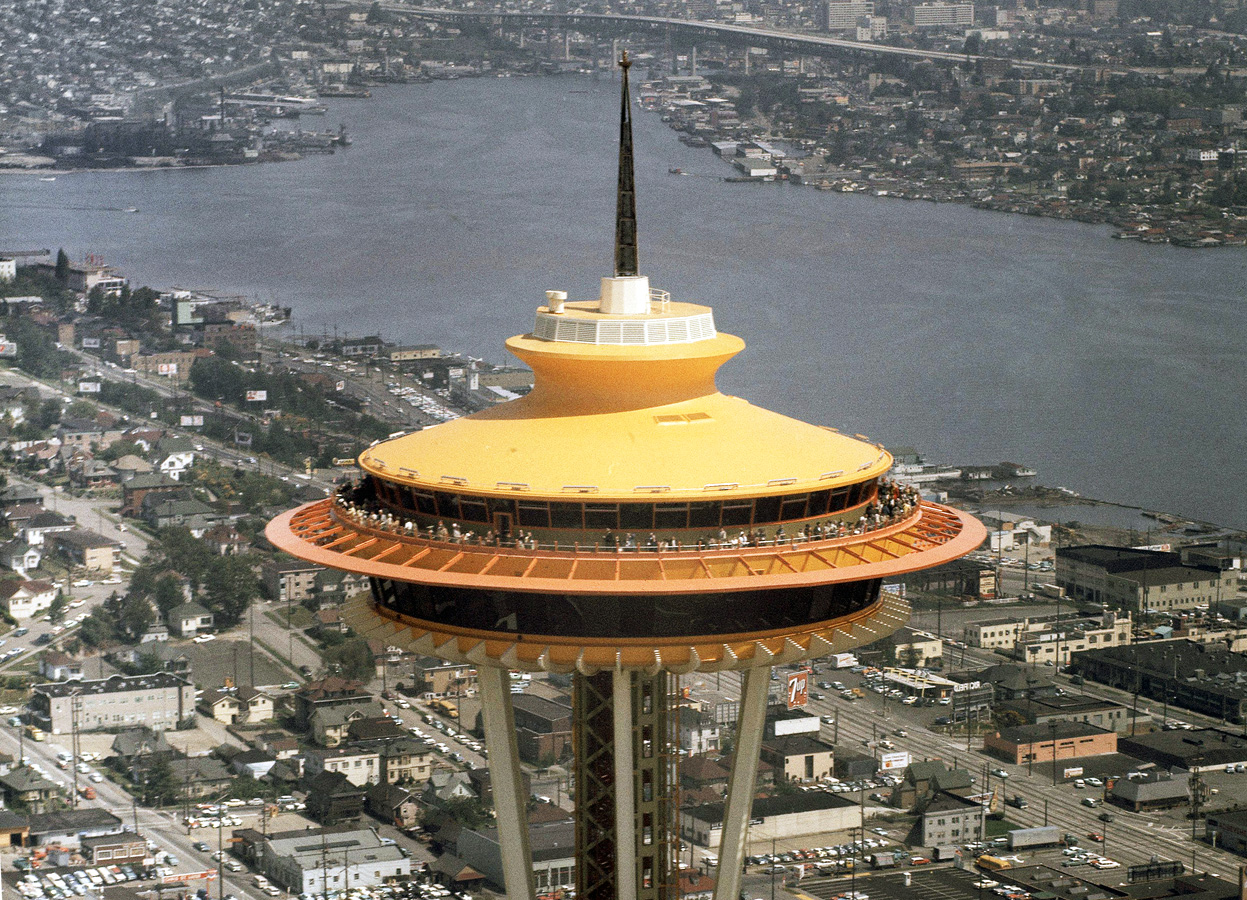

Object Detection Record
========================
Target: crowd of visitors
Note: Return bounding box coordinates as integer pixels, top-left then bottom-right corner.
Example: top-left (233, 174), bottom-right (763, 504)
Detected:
top-left (330, 479), bottom-right (922, 553)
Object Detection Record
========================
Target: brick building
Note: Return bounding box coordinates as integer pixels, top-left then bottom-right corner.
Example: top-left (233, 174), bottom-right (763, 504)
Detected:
top-left (983, 722), bottom-right (1117, 766)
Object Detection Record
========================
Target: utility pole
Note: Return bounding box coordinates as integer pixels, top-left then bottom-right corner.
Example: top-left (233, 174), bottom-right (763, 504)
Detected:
top-left (70, 691), bottom-right (82, 807)
top-left (217, 804), bottom-right (225, 900)
top-left (1050, 720), bottom-right (1059, 784)
top-left (249, 600), bottom-right (255, 686)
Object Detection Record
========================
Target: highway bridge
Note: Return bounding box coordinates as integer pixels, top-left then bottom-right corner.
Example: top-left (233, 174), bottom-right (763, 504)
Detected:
top-left (386, 6), bottom-right (1097, 74)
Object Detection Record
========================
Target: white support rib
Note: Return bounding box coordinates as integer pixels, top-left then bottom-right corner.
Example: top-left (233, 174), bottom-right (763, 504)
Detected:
top-left (613, 670), bottom-right (638, 900)
top-left (712, 666), bottom-right (771, 900)
top-left (479, 667), bottom-right (537, 900)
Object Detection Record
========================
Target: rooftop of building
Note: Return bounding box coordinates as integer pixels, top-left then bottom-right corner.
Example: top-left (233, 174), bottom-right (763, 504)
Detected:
top-left (685, 790), bottom-right (856, 824)
top-left (1075, 640), bottom-right (1247, 695)
top-left (264, 826), bottom-right (404, 864)
top-left (1120, 727), bottom-right (1247, 766)
top-left (996, 721), bottom-right (1115, 743)
top-left (761, 734), bottom-right (835, 755)
top-left (1058, 545), bottom-right (1220, 581)
top-left (25, 809), bottom-right (122, 834)
top-left (33, 671), bottom-right (189, 698)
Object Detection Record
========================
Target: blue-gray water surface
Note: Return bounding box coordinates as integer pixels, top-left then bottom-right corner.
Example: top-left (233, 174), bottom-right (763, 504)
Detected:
top-left (3, 76), bottom-right (1244, 529)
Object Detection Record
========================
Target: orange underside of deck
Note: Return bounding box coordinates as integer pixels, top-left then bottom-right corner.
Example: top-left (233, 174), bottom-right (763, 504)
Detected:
top-left (267, 498), bottom-right (984, 596)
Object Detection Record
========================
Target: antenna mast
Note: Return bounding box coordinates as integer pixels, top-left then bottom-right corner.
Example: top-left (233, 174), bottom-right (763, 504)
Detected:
top-left (614, 51), bottom-right (639, 278)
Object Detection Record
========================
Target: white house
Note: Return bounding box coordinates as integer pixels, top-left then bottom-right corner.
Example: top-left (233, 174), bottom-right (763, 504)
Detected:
top-left (0, 578), bottom-right (60, 620)
top-left (0, 540), bottom-right (42, 577)
top-left (21, 511), bottom-right (75, 547)
top-left (154, 436), bottom-right (195, 482)
top-left (167, 601), bottom-right (213, 637)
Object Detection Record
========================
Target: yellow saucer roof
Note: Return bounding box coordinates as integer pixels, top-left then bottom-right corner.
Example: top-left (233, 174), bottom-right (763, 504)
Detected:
top-left (361, 297), bottom-right (891, 500)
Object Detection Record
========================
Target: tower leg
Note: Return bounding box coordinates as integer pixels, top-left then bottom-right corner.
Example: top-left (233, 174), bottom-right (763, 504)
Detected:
top-left (711, 666), bottom-right (772, 900)
top-left (613, 671), bottom-right (637, 900)
top-left (479, 667), bottom-right (537, 900)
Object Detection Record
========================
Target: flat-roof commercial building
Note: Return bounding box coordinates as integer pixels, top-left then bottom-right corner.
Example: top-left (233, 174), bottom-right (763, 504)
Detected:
top-left (760, 735), bottom-right (835, 783)
top-left (1205, 809), bottom-right (1247, 856)
top-left (29, 673), bottom-right (195, 734)
top-left (680, 792), bottom-right (859, 849)
top-left (1073, 640), bottom-right (1247, 724)
top-left (1109, 773), bottom-right (1189, 812)
top-left (1056, 545), bottom-right (1234, 613)
top-left (23, 809), bottom-right (124, 848)
top-left (964, 612), bottom-right (1131, 666)
top-left (459, 819), bottom-right (575, 894)
top-left (983, 722), bottom-right (1117, 766)
top-left (995, 694), bottom-right (1146, 733)
top-left (256, 826), bottom-right (410, 894)
top-left (1119, 727), bottom-right (1247, 773)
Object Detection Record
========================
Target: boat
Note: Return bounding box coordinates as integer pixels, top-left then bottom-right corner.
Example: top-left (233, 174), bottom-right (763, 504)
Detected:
top-left (125, 208), bottom-right (139, 214)
top-left (39, 176), bottom-right (55, 182)
top-left (669, 168), bottom-right (683, 175)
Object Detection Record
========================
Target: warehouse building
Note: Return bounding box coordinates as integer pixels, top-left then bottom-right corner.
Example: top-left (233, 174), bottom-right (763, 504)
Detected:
top-left (1118, 727), bottom-right (1247, 774)
top-left (680, 792), bottom-right (859, 849)
top-left (1056, 545), bottom-right (1233, 613)
top-left (258, 826), bottom-right (410, 893)
top-left (1072, 641), bottom-right (1247, 724)
top-left (984, 722), bottom-right (1117, 766)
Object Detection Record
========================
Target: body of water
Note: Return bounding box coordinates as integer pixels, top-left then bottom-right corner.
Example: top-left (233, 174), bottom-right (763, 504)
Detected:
top-left (3, 75), bottom-right (1245, 529)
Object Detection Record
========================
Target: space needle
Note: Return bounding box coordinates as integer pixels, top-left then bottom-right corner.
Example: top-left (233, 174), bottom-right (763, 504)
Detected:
top-left (268, 51), bottom-right (984, 900)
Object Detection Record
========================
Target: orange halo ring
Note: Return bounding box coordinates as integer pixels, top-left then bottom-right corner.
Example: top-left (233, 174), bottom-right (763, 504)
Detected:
top-left (266, 498), bottom-right (986, 596)
top-left (337, 587), bottom-right (914, 675)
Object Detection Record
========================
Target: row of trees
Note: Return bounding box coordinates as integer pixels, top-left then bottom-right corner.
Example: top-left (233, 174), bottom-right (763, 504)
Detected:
top-left (78, 526), bottom-right (260, 648)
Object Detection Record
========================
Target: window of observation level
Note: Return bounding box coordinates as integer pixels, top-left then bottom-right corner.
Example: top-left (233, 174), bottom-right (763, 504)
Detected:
top-left (367, 478), bottom-right (879, 531)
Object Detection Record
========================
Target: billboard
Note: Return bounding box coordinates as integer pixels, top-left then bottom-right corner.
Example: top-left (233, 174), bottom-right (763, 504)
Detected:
top-left (953, 680), bottom-right (982, 693)
top-left (157, 363), bottom-right (178, 376)
top-left (161, 872), bottom-right (216, 885)
top-left (245, 390), bottom-right (267, 402)
top-left (180, 415), bottom-right (204, 427)
top-left (0, 340), bottom-right (15, 358)
top-left (786, 669), bottom-right (810, 710)
top-left (880, 751), bottom-right (911, 771)
top-left (81, 338), bottom-right (101, 349)
top-left (1063, 766), bottom-right (1084, 779)
top-left (77, 381), bottom-right (102, 393)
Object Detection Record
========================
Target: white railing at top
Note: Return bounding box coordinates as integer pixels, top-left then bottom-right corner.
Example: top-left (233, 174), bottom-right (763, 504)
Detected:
top-left (649, 289), bottom-right (671, 312)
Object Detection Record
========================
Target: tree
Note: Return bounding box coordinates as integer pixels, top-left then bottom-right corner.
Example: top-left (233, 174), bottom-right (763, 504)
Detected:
top-left (324, 637), bottom-right (375, 681)
top-left (142, 756), bottom-right (181, 807)
top-left (46, 594), bottom-right (67, 624)
top-left (77, 609), bottom-right (116, 648)
top-left (153, 575), bottom-right (186, 615)
top-left (119, 593), bottom-right (155, 640)
top-left (155, 527), bottom-right (215, 590)
top-left (67, 399), bottom-right (97, 420)
top-left (202, 554), bottom-right (258, 628)
top-left (421, 797), bottom-right (492, 831)
top-left (35, 398), bottom-right (61, 430)
top-left (55, 249), bottom-right (69, 282)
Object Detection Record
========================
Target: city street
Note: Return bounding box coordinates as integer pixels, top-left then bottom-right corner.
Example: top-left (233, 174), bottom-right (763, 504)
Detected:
top-left (696, 659), bottom-right (1244, 879)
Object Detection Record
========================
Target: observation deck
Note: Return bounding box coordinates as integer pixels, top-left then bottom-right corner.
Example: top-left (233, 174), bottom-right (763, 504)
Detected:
top-left (267, 492), bottom-right (982, 674)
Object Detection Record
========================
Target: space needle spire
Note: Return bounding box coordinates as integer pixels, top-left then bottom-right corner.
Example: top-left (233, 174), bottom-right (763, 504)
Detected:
top-left (614, 50), bottom-right (638, 278)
